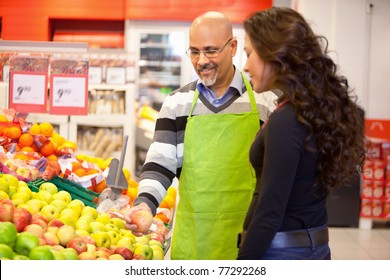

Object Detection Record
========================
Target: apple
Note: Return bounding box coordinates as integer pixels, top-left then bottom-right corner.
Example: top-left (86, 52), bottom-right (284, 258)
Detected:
top-left (116, 236), bottom-right (135, 251)
top-left (52, 250), bottom-right (66, 260)
top-left (78, 251), bottom-right (97, 260)
top-left (133, 243), bottom-right (153, 260)
top-left (67, 237), bottom-right (88, 254)
top-left (43, 231), bottom-right (60, 246)
top-left (2, 173), bottom-right (19, 188)
top-left (12, 207), bottom-right (32, 232)
top-left (67, 199), bottom-right (85, 217)
top-left (39, 182), bottom-right (58, 195)
top-left (130, 210), bottom-right (153, 233)
top-left (30, 216), bottom-right (48, 232)
top-left (0, 178), bottom-right (9, 195)
top-left (110, 217), bottom-right (126, 230)
top-left (61, 247), bottom-right (79, 260)
top-left (135, 235), bottom-right (150, 245)
top-left (75, 218), bottom-right (91, 233)
top-left (12, 254), bottom-right (30, 260)
top-left (24, 223), bottom-right (45, 238)
top-left (29, 245), bottom-right (54, 260)
top-left (52, 190), bottom-right (72, 205)
top-left (16, 167), bottom-right (32, 180)
top-left (105, 223), bottom-right (120, 232)
top-left (107, 230), bottom-right (121, 245)
top-left (48, 218), bottom-right (65, 228)
top-left (32, 212), bottom-right (49, 223)
top-left (75, 229), bottom-right (90, 237)
top-left (40, 204), bottom-right (60, 221)
top-left (0, 190), bottom-right (10, 200)
top-left (0, 243), bottom-right (14, 259)
top-left (7, 185), bottom-right (18, 200)
top-left (50, 199), bottom-right (67, 213)
top-left (81, 235), bottom-right (97, 246)
top-left (114, 247), bottom-right (133, 260)
top-left (77, 214), bottom-right (94, 224)
top-left (80, 206), bottom-right (98, 219)
top-left (35, 190), bottom-right (53, 204)
top-left (96, 212), bottom-right (111, 224)
top-left (150, 244), bottom-right (164, 260)
top-left (109, 254), bottom-right (125, 260)
top-left (0, 198), bottom-right (15, 222)
top-left (119, 229), bottom-right (136, 240)
top-left (46, 226), bottom-right (60, 234)
top-left (89, 221), bottom-right (106, 233)
top-left (3, 160), bottom-right (18, 172)
top-left (95, 247), bottom-right (112, 259)
top-left (91, 231), bottom-right (111, 248)
top-left (57, 225), bottom-right (75, 247)
top-left (17, 203), bottom-right (34, 215)
top-left (14, 231), bottom-right (40, 256)
top-left (86, 243), bottom-right (97, 253)
top-left (26, 199), bottom-right (45, 214)
top-left (17, 179), bottom-right (29, 189)
top-left (0, 221), bottom-right (18, 246)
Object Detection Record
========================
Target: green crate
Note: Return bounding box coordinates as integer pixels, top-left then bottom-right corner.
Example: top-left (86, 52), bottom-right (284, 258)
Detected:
top-left (28, 176), bottom-right (99, 207)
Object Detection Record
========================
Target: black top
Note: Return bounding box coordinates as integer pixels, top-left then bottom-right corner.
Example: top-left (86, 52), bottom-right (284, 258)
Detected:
top-left (237, 103), bottom-right (328, 260)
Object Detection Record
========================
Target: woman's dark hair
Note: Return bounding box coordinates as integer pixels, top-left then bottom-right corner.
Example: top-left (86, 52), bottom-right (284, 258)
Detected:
top-left (244, 7), bottom-right (366, 193)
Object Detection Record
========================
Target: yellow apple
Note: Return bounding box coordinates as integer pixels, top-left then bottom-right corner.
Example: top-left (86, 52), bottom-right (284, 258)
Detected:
top-left (18, 180), bottom-right (29, 189)
top-left (75, 219), bottom-right (91, 233)
top-left (0, 178), bottom-right (9, 193)
top-left (26, 199), bottom-right (45, 214)
top-left (80, 206), bottom-right (98, 219)
top-left (1, 173), bottom-right (19, 188)
top-left (11, 192), bottom-right (30, 203)
top-left (35, 190), bottom-right (53, 204)
top-left (56, 225), bottom-right (75, 247)
top-left (150, 244), bottom-right (164, 260)
top-left (39, 182), bottom-right (58, 195)
top-left (109, 253), bottom-right (125, 260)
top-left (75, 229), bottom-right (90, 237)
top-left (89, 221), bottom-right (106, 233)
top-left (116, 236), bottom-right (135, 251)
top-left (50, 199), bottom-right (67, 213)
top-left (52, 190), bottom-right (72, 205)
top-left (107, 230), bottom-right (121, 245)
top-left (66, 199), bottom-right (85, 217)
top-left (110, 217), bottom-right (126, 230)
top-left (40, 204), bottom-right (60, 221)
top-left (95, 212), bottom-right (111, 224)
top-left (91, 232), bottom-right (111, 248)
top-left (15, 186), bottom-right (32, 199)
top-left (0, 190), bottom-right (9, 200)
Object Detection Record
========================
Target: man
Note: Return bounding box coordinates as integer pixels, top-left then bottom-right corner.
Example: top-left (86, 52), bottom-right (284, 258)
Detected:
top-left (123, 11), bottom-right (277, 259)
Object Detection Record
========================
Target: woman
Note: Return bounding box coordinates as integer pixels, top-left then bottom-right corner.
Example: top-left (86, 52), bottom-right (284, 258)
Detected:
top-left (237, 7), bottom-right (366, 260)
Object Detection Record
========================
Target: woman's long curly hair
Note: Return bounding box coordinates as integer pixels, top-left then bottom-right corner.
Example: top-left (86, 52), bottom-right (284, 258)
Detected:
top-left (244, 7), bottom-right (366, 194)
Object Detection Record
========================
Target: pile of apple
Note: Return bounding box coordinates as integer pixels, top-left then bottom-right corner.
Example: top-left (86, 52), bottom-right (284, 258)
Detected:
top-left (0, 173), bottom-right (166, 260)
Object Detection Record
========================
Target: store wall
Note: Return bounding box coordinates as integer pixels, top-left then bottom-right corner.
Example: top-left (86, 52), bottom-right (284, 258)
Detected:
top-left (296, 0), bottom-right (390, 120)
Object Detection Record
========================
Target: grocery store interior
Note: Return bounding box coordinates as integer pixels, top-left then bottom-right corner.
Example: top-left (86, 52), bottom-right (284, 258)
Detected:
top-left (0, 0), bottom-right (389, 260)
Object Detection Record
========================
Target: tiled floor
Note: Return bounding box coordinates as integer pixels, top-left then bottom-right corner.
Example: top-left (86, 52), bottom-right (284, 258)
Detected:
top-left (329, 221), bottom-right (390, 260)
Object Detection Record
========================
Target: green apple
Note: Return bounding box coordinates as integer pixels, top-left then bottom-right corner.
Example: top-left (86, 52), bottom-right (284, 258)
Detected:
top-left (52, 190), bottom-right (72, 205)
top-left (149, 239), bottom-right (163, 247)
top-left (26, 199), bottom-right (45, 214)
top-left (1, 173), bottom-right (19, 188)
top-left (133, 243), bottom-right (153, 260)
top-left (61, 247), bottom-right (79, 260)
top-left (116, 236), bottom-right (135, 251)
top-left (107, 230), bottom-right (121, 245)
top-left (89, 221), bottom-right (106, 233)
top-left (40, 204), bottom-right (60, 221)
top-left (39, 182), bottom-right (58, 195)
top-left (150, 244), bottom-right (164, 260)
top-left (0, 190), bottom-right (9, 199)
top-left (95, 212), bottom-right (111, 224)
top-left (29, 245), bottom-right (54, 260)
top-left (0, 177), bottom-right (9, 193)
top-left (36, 190), bottom-right (53, 203)
top-left (13, 254), bottom-right (30, 260)
top-left (91, 231), bottom-right (111, 248)
top-left (57, 225), bottom-right (75, 247)
top-left (52, 250), bottom-right (66, 260)
top-left (75, 229), bottom-right (90, 237)
top-left (80, 206), bottom-right (98, 219)
top-left (50, 199), bottom-right (68, 213)
top-left (110, 217), bottom-right (126, 229)
top-left (135, 235), bottom-right (150, 245)
top-left (67, 199), bottom-right (85, 216)
top-left (0, 221), bottom-right (18, 246)
top-left (14, 231), bottom-right (40, 256)
top-left (75, 218), bottom-right (91, 233)
top-left (0, 243), bottom-right (14, 259)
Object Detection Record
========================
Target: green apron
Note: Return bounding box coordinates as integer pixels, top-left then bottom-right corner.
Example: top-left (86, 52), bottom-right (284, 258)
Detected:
top-left (171, 76), bottom-right (260, 259)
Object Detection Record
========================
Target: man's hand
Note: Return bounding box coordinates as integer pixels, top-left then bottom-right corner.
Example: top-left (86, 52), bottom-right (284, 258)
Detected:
top-left (121, 203), bottom-right (153, 236)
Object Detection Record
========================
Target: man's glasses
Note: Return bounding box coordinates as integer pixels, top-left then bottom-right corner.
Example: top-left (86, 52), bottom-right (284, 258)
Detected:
top-left (186, 38), bottom-right (233, 59)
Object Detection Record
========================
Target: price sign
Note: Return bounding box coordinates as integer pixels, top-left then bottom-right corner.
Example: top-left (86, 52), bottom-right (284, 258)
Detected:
top-left (9, 71), bottom-right (48, 113)
top-left (49, 74), bottom-right (88, 115)
top-left (88, 66), bottom-right (103, 84)
top-left (106, 66), bottom-right (126, 84)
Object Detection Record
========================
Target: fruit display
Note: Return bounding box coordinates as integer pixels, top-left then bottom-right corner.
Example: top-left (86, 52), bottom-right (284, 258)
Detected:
top-left (0, 173), bottom-right (168, 260)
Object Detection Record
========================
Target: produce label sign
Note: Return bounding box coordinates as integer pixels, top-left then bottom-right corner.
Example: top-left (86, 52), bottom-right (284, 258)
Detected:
top-left (8, 71), bottom-right (48, 113)
top-left (49, 74), bottom-right (88, 115)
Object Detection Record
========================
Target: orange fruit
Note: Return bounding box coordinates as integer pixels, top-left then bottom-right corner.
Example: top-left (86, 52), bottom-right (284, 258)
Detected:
top-left (95, 179), bottom-right (107, 193)
top-left (155, 212), bottom-right (169, 223)
top-left (18, 132), bottom-right (34, 147)
top-left (39, 122), bottom-right (54, 137)
top-left (50, 133), bottom-right (65, 148)
top-left (167, 186), bottom-right (177, 198)
top-left (160, 194), bottom-right (175, 209)
top-left (74, 168), bottom-right (87, 177)
top-left (39, 141), bottom-right (55, 157)
top-left (21, 146), bottom-right (35, 153)
top-left (46, 154), bottom-right (58, 161)
top-left (71, 161), bottom-right (83, 172)
top-left (126, 186), bottom-right (138, 200)
top-left (13, 153), bottom-right (29, 160)
top-left (4, 126), bottom-right (22, 140)
top-left (29, 123), bottom-right (40, 135)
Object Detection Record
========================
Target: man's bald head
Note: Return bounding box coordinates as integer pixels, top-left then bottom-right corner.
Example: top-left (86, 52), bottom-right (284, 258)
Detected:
top-left (190, 11), bottom-right (233, 39)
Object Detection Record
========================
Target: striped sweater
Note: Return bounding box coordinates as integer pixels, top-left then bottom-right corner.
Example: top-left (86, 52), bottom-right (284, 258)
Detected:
top-left (135, 79), bottom-right (278, 215)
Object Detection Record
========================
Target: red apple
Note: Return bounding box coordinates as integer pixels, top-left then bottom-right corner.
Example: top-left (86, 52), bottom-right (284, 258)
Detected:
top-left (24, 223), bottom-right (45, 238)
top-left (114, 247), bottom-right (133, 260)
top-left (80, 235), bottom-right (97, 246)
top-left (48, 219), bottom-right (65, 228)
top-left (43, 231), bottom-right (60, 246)
top-left (95, 247), bottom-right (112, 259)
top-left (31, 217), bottom-right (48, 232)
top-left (130, 210), bottom-right (153, 233)
top-left (67, 237), bottom-right (88, 254)
top-left (78, 251), bottom-right (97, 260)
top-left (12, 207), bottom-right (32, 232)
top-left (0, 199), bottom-right (15, 222)
top-left (32, 212), bottom-right (48, 224)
